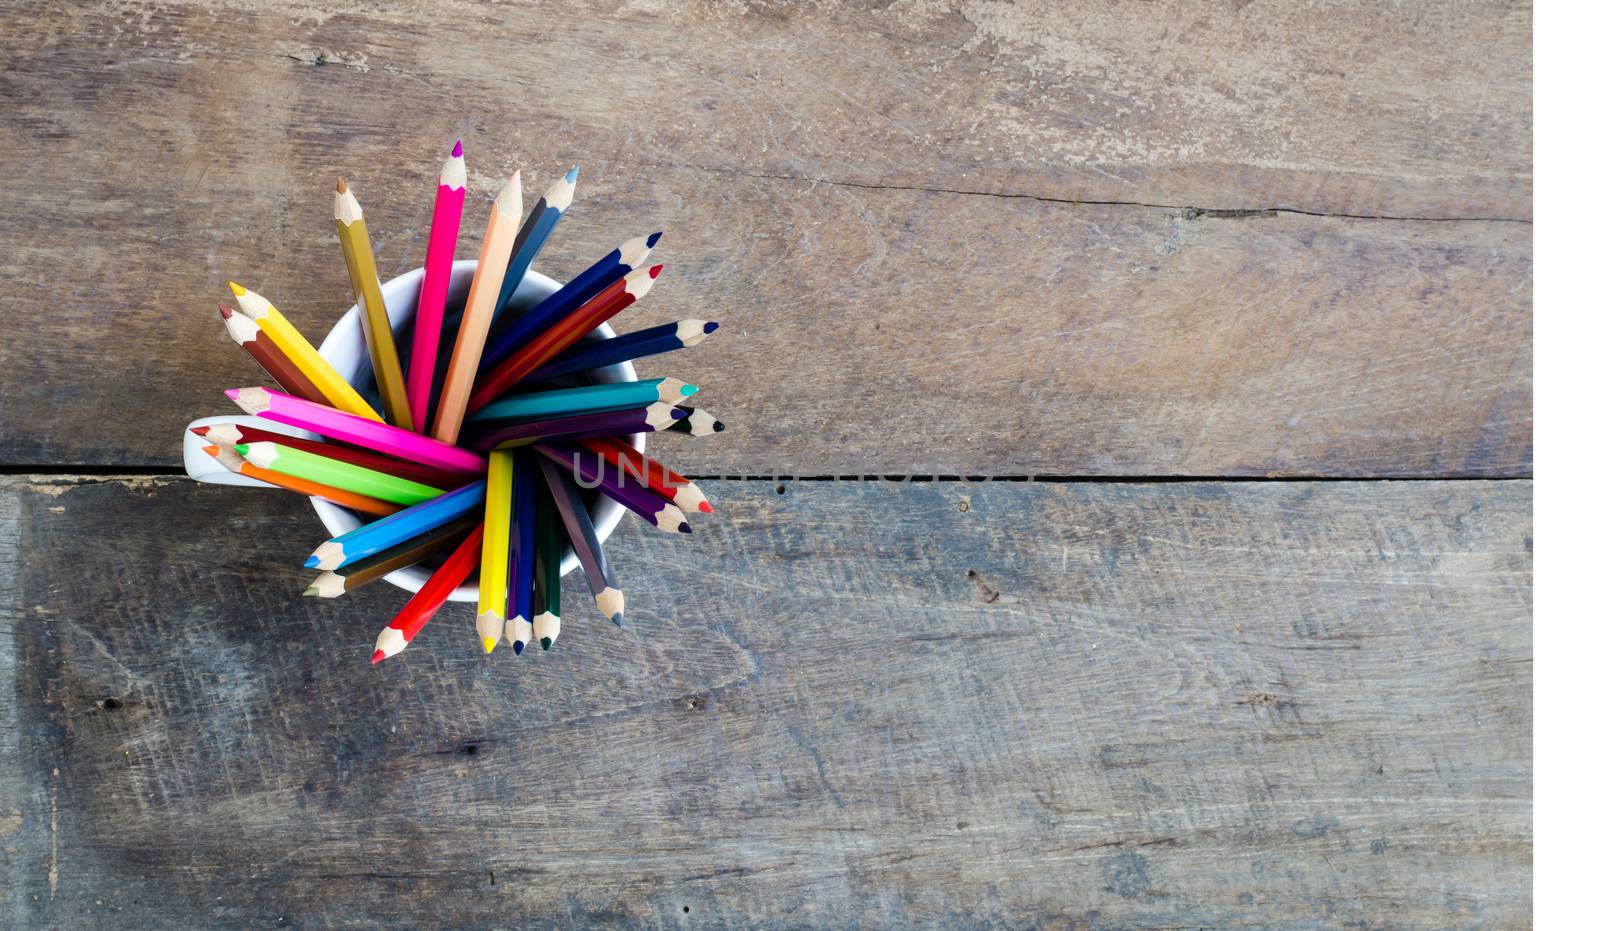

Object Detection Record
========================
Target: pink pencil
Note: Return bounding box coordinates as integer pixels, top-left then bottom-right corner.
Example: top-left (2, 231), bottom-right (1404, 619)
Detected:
top-left (408, 140), bottom-right (468, 433)
top-left (227, 386), bottom-right (487, 475)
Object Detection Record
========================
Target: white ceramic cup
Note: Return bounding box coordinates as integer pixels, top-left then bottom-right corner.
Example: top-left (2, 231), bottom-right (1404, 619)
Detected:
top-left (183, 259), bottom-right (639, 602)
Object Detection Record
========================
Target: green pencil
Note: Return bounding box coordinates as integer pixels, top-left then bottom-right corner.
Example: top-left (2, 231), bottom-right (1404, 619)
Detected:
top-left (236, 442), bottom-right (445, 506)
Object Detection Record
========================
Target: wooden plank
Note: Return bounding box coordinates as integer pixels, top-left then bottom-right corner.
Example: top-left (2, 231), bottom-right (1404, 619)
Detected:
top-left (0, 2), bottom-right (1531, 476)
top-left (1, 476), bottom-right (1531, 927)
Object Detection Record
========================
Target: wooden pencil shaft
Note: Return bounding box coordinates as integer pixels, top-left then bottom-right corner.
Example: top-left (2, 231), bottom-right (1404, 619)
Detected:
top-left (507, 449), bottom-right (538, 627)
top-left (408, 142), bottom-right (467, 433)
top-left (478, 448), bottom-right (515, 624)
top-left (237, 443), bottom-right (444, 506)
top-left (308, 479), bottom-right (486, 569)
top-left (493, 168), bottom-right (577, 320)
top-left (335, 184), bottom-right (414, 430)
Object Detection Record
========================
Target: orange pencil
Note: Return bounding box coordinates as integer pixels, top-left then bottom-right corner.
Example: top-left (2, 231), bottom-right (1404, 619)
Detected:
top-left (202, 445), bottom-right (400, 517)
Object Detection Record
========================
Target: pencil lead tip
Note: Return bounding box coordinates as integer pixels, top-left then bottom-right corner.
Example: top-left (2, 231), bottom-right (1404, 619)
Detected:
top-left (699, 502), bottom-right (714, 513)
top-left (481, 636), bottom-right (497, 654)
top-left (648, 263), bottom-right (663, 279)
top-left (189, 426), bottom-right (206, 437)
top-left (302, 585), bottom-right (318, 597)
top-left (509, 169), bottom-right (521, 186)
top-left (540, 637), bottom-right (553, 651)
top-left (670, 407), bottom-right (689, 420)
top-left (228, 281), bottom-right (246, 297)
top-left (512, 640), bottom-right (525, 655)
top-left (370, 649), bottom-right (385, 665)
top-left (611, 613), bottom-right (625, 628)
top-left (681, 384), bottom-right (700, 398)
top-left (646, 231), bottom-right (663, 248)
top-left (704, 321), bottom-right (719, 333)
top-left (565, 165), bottom-right (579, 183)
top-left (712, 421), bottom-right (726, 432)
top-left (217, 304), bottom-right (233, 319)
top-left (336, 177), bottom-right (347, 193)
top-left (451, 139), bottom-right (463, 157)
top-left (224, 388), bottom-right (241, 401)
top-left (679, 522), bottom-right (692, 534)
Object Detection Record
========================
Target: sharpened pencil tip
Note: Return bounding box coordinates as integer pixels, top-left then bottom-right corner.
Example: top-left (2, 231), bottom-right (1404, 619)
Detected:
top-left (646, 231), bottom-right (663, 248)
top-left (228, 281), bottom-right (246, 297)
top-left (611, 613), bottom-right (625, 628)
top-left (189, 427), bottom-right (206, 437)
top-left (679, 522), bottom-right (692, 534)
top-left (512, 640), bottom-right (525, 655)
top-left (217, 304), bottom-right (233, 319)
top-left (481, 636), bottom-right (497, 654)
top-left (451, 139), bottom-right (463, 157)
top-left (336, 177), bottom-right (347, 193)
top-left (565, 165), bottom-right (579, 183)
top-left (540, 637), bottom-right (553, 651)
top-left (224, 388), bottom-right (241, 401)
top-left (302, 585), bottom-right (318, 597)
top-left (712, 421), bottom-right (726, 432)
top-left (370, 649), bottom-right (385, 664)
top-left (681, 384), bottom-right (700, 398)
top-left (509, 169), bottom-right (521, 186)
top-left (699, 502), bottom-right (714, 513)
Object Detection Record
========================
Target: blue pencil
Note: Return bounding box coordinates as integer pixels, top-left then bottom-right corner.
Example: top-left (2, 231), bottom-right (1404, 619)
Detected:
top-left (520, 319), bottom-right (719, 383)
top-left (493, 167), bottom-right (578, 323)
top-left (479, 232), bottom-right (661, 372)
top-left (305, 479), bottom-right (487, 569)
top-left (506, 449), bottom-right (538, 654)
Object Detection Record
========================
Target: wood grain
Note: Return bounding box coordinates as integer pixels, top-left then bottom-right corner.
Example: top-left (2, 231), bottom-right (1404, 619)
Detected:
top-left (2, 476), bottom-right (1532, 927)
top-left (0, 0), bottom-right (1531, 476)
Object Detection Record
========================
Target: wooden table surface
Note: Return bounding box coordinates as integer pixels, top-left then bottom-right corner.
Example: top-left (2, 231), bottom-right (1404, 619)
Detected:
top-left (1, 1), bottom-right (1530, 927)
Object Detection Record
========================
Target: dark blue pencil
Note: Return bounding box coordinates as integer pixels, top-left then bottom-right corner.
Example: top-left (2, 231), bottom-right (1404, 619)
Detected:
top-left (506, 449), bottom-right (539, 654)
top-left (494, 167), bottom-right (578, 324)
top-left (479, 232), bottom-right (661, 372)
top-left (520, 319), bottom-right (719, 383)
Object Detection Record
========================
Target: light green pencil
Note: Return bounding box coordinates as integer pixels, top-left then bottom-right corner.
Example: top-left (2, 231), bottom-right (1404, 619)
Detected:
top-left (235, 442), bottom-right (445, 506)
top-left (467, 377), bottom-right (696, 424)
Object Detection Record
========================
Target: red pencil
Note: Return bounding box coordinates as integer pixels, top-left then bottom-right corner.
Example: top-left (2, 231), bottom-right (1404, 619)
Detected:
top-left (371, 523), bottom-right (485, 663)
top-left (578, 436), bottom-right (711, 513)
top-left (466, 264), bottom-right (662, 414)
top-left (191, 423), bottom-right (472, 490)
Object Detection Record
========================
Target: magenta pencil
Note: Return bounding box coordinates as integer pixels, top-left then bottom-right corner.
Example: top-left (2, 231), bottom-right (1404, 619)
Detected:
top-left (226, 386), bottom-right (487, 475)
top-left (408, 140), bottom-right (468, 432)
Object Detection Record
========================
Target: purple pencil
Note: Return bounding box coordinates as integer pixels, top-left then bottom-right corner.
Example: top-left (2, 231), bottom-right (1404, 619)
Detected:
top-left (534, 442), bottom-right (691, 534)
top-left (461, 402), bottom-right (686, 452)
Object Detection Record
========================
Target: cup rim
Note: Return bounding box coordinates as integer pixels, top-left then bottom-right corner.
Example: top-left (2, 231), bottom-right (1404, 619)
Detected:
top-left (309, 260), bottom-right (640, 602)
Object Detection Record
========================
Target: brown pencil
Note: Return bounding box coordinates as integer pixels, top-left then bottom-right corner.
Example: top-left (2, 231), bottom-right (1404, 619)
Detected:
top-left (219, 305), bottom-right (331, 406)
top-left (304, 512), bottom-right (477, 598)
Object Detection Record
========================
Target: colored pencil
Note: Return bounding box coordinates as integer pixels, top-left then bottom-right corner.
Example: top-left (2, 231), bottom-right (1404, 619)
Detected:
top-left (408, 140), bottom-right (467, 428)
top-left (469, 378), bottom-right (697, 424)
top-left (462, 403), bottom-right (687, 452)
top-left (580, 436), bottom-right (712, 514)
top-left (190, 423), bottom-right (470, 490)
top-left (227, 387), bottom-right (486, 475)
top-left (432, 171), bottom-right (523, 445)
top-left (477, 449), bottom-right (515, 654)
top-left (506, 449), bottom-right (537, 654)
top-left (522, 319), bottom-right (719, 383)
top-left (307, 479), bottom-right (486, 570)
top-left (536, 442), bottom-right (691, 534)
top-left (468, 264), bottom-right (664, 414)
top-left (494, 167), bottom-right (578, 322)
top-left (304, 513), bottom-right (477, 598)
top-left (537, 455), bottom-right (624, 626)
top-left (236, 442), bottom-right (445, 506)
top-left (202, 444), bottom-right (400, 517)
top-left (228, 283), bottom-right (383, 422)
top-left (219, 305), bottom-right (331, 405)
top-left (532, 472), bottom-right (563, 650)
top-left (371, 523), bottom-right (485, 664)
top-left (480, 232), bottom-right (660, 372)
top-left (334, 178), bottom-right (413, 430)
top-left (665, 407), bottom-right (726, 437)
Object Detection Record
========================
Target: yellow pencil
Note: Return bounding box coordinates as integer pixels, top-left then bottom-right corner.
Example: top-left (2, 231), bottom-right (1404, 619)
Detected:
top-left (228, 283), bottom-right (383, 422)
top-left (477, 447), bottom-right (515, 654)
top-left (431, 170), bottom-right (522, 444)
top-left (334, 179), bottom-right (414, 430)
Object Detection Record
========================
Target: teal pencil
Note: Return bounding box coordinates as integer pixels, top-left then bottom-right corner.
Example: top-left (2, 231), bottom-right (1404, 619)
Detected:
top-left (468, 378), bottom-right (695, 424)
